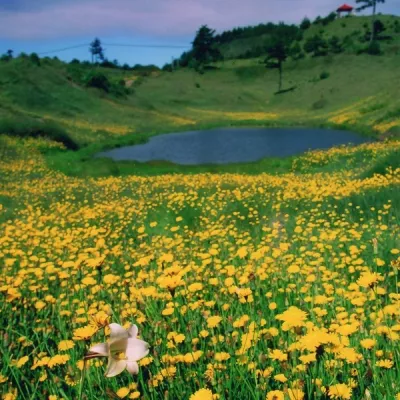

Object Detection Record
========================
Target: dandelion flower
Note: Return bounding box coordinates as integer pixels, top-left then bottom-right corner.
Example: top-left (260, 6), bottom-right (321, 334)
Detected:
top-left (266, 391), bottom-right (284, 400)
top-left (328, 383), bottom-right (352, 399)
top-left (189, 388), bottom-right (214, 400)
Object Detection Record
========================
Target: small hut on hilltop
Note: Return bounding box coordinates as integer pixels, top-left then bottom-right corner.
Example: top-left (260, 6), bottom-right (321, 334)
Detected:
top-left (337, 4), bottom-right (354, 17)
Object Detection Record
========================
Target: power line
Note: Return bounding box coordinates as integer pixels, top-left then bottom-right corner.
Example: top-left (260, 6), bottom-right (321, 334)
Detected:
top-left (38, 42), bottom-right (190, 55)
top-left (104, 43), bottom-right (190, 49)
top-left (38, 44), bottom-right (88, 55)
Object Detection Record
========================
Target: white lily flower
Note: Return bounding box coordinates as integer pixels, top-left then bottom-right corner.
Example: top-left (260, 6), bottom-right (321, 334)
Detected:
top-left (86, 323), bottom-right (149, 377)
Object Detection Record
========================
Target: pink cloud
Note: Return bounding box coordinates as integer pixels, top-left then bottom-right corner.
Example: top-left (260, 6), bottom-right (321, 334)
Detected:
top-left (0, 0), bottom-right (396, 40)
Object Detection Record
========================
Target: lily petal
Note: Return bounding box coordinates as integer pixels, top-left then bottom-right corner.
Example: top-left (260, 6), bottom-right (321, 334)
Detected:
top-left (104, 358), bottom-right (126, 378)
top-left (109, 338), bottom-right (128, 358)
top-left (125, 338), bottom-right (149, 361)
top-left (127, 324), bottom-right (138, 338)
top-left (126, 361), bottom-right (139, 375)
top-left (109, 323), bottom-right (128, 344)
top-left (88, 342), bottom-right (109, 357)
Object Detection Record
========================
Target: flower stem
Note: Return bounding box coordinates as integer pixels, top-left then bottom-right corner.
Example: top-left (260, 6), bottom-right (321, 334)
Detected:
top-left (78, 359), bottom-right (87, 400)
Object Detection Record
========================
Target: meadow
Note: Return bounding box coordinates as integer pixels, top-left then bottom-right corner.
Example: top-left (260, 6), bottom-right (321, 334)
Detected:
top-left (1, 135), bottom-right (399, 399)
top-left (1, 12), bottom-right (400, 399)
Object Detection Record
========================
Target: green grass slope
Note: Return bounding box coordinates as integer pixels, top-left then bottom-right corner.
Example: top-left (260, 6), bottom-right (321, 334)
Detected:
top-left (0, 15), bottom-right (399, 153)
top-left (218, 14), bottom-right (400, 59)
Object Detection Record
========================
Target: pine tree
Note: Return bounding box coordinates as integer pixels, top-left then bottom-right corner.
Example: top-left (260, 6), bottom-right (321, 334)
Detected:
top-left (356, 0), bottom-right (386, 43)
top-left (265, 39), bottom-right (288, 92)
top-left (89, 38), bottom-right (105, 63)
top-left (192, 25), bottom-right (222, 68)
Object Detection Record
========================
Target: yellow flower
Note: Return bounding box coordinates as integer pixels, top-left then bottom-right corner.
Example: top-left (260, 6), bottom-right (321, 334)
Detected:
top-left (288, 388), bottom-right (305, 400)
top-left (276, 306), bottom-right (308, 331)
top-left (274, 374), bottom-right (287, 383)
top-left (34, 300), bottom-right (46, 310)
top-left (189, 388), bottom-right (214, 400)
top-left (269, 349), bottom-right (287, 361)
top-left (188, 283), bottom-right (203, 293)
top-left (3, 389), bottom-right (18, 400)
top-left (376, 359), bottom-right (393, 368)
top-left (214, 352), bottom-right (230, 362)
top-left (173, 333), bottom-right (186, 344)
top-left (16, 356), bottom-right (29, 368)
top-left (116, 387), bottom-right (130, 398)
top-left (183, 351), bottom-right (203, 363)
top-left (207, 316), bottom-right (222, 329)
top-left (360, 338), bottom-right (376, 349)
top-left (39, 371), bottom-right (48, 382)
top-left (266, 390), bottom-right (284, 400)
top-left (162, 307), bottom-right (174, 316)
top-left (236, 247), bottom-right (248, 258)
top-left (357, 272), bottom-right (382, 288)
top-left (328, 383), bottom-right (352, 399)
top-left (48, 354), bottom-right (70, 368)
top-left (73, 325), bottom-right (98, 341)
top-left (58, 340), bottom-right (75, 351)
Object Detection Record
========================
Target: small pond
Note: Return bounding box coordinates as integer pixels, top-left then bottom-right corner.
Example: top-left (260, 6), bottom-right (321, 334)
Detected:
top-left (96, 127), bottom-right (372, 165)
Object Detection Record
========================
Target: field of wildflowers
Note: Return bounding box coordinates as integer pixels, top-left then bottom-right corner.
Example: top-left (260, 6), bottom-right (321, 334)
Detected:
top-left (0, 136), bottom-right (399, 399)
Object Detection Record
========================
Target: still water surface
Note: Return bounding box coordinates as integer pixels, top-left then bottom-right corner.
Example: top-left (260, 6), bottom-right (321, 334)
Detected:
top-left (96, 127), bottom-right (372, 165)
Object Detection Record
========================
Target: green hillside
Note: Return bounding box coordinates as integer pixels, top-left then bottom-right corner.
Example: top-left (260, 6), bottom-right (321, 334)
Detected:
top-left (0, 15), bottom-right (399, 158)
top-left (216, 14), bottom-right (400, 59)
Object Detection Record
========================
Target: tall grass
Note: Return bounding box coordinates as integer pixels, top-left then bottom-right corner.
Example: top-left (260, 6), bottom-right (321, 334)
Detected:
top-left (0, 117), bottom-right (79, 150)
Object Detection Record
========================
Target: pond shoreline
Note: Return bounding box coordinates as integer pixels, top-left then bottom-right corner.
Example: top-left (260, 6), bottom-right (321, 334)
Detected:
top-left (43, 119), bottom-right (398, 177)
top-left (95, 126), bottom-right (373, 166)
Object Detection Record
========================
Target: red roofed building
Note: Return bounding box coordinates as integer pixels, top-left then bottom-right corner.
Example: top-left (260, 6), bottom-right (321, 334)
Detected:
top-left (337, 4), bottom-right (354, 16)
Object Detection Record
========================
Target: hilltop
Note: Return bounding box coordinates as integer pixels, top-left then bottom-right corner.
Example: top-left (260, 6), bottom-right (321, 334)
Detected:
top-left (214, 14), bottom-right (400, 59)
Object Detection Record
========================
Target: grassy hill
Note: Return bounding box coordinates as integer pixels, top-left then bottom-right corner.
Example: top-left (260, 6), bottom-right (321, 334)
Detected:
top-left (0, 15), bottom-right (399, 164)
top-left (217, 14), bottom-right (400, 59)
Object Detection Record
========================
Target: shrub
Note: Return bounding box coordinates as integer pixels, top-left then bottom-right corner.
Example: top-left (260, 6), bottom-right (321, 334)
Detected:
top-left (29, 53), bottom-right (41, 66)
top-left (304, 35), bottom-right (329, 56)
top-left (0, 118), bottom-right (79, 150)
top-left (289, 42), bottom-right (304, 60)
top-left (329, 36), bottom-right (343, 54)
top-left (373, 19), bottom-right (386, 38)
top-left (300, 17), bottom-right (311, 30)
top-left (320, 71), bottom-right (330, 80)
top-left (162, 63), bottom-right (173, 72)
top-left (312, 97), bottom-right (328, 110)
top-left (367, 41), bottom-right (381, 55)
top-left (84, 71), bottom-right (110, 92)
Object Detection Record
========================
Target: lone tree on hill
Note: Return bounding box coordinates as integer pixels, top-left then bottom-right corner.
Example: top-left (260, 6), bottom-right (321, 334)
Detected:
top-left (265, 38), bottom-right (289, 92)
top-left (356, 0), bottom-right (386, 44)
top-left (192, 25), bottom-right (222, 69)
top-left (373, 19), bottom-right (386, 38)
top-left (89, 38), bottom-right (105, 63)
top-left (300, 17), bottom-right (311, 30)
top-left (304, 34), bottom-right (329, 56)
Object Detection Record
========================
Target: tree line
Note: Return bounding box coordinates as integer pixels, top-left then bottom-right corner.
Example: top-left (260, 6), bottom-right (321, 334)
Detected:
top-left (161, 0), bottom-right (389, 92)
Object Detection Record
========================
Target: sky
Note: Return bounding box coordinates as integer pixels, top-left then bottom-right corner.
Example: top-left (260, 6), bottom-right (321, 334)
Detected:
top-left (0, 0), bottom-right (399, 67)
